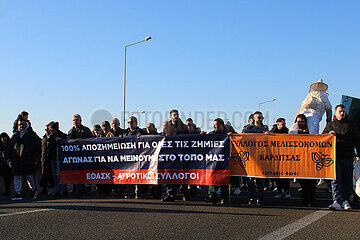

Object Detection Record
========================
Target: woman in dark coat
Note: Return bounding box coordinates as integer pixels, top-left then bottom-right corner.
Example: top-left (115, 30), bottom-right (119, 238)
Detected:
top-left (0, 132), bottom-right (12, 196)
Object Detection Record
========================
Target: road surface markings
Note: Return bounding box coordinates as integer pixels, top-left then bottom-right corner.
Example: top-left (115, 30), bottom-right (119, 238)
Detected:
top-left (258, 209), bottom-right (331, 240)
top-left (0, 209), bottom-right (54, 217)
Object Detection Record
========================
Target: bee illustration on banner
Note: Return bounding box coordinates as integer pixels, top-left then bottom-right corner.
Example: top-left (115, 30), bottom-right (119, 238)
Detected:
top-left (311, 152), bottom-right (334, 171)
top-left (230, 150), bottom-right (249, 169)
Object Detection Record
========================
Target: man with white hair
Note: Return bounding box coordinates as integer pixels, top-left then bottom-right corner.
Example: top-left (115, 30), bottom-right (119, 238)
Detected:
top-left (106, 118), bottom-right (124, 137)
top-left (289, 78), bottom-right (332, 134)
top-left (68, 114), bottom-right (93, 198)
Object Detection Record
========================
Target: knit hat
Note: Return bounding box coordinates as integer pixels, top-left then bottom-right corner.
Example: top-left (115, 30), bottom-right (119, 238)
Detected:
top-left (225, 120), bottom-right (232, 126)
top-left (102, 121), bottom-right (110, 127)
top-left (49, 122), bottom-right (59, 131)
top-left (46, 121), bottom-right (55, 127)
top-left (0, 132), bottom-right (10, 139)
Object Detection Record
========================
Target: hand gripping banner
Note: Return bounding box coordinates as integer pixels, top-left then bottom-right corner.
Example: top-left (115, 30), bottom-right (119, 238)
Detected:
top-left (230, 134), bottom-right (336, 179)
top-left (58, 134), bottom-right (230, 185)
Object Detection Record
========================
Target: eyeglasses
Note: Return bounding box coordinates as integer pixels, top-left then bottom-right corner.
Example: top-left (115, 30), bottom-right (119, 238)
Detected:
top-left (19, 123), bottom-right (26, 126)
top-left (128, 121), bottom-right (133, 124)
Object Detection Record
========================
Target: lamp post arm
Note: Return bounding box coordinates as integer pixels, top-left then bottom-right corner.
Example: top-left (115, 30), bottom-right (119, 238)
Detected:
top-left (126, 39), bottom-right (146, 48)
top-left (258, 99), bottom-right (276, 111)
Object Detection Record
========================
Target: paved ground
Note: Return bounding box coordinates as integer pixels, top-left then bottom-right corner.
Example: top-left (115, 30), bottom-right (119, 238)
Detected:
top-left (0, 184), bottom-right (359, 240)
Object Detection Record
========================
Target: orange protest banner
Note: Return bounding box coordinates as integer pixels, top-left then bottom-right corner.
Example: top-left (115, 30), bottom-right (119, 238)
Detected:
top-left (230, 134), bottom-right (336, 179)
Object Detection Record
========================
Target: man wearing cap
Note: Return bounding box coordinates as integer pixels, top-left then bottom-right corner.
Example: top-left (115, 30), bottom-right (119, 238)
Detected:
top-left (101, 121), bottom-right (111, 137)
top-left (40, 121), bottom-right (55, 195)
top-left (92, 125), bottom-right (104, 138)
top-left (48, 122), bottom-right (67, 197)
top-left (289, 78), bottom-right (332, 134)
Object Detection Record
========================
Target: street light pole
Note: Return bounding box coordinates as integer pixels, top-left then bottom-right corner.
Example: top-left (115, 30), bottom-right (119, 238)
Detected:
top-left (259, 99), bottom-right (276, 111)
top-left (123, 47), bottom-right (127, 129)
top-left (123, 37), bottom-right (151, 128)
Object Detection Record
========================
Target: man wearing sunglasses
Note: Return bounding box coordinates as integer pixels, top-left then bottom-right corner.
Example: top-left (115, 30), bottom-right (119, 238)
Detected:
top-left (123, 116), bottom-right (147, 198)
top-left (243, 111), bottom-right (269, 206)
top-left (123, 116), bottom-right (147, 137)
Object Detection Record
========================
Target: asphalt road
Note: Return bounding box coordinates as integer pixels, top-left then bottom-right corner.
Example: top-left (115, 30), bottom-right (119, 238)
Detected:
top-left (1, 185), bottom-right (359, 240)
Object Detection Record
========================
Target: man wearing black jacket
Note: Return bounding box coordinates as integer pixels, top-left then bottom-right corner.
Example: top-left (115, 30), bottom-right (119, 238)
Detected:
top-left (123, 116), bottom-right (147, 198)
top-left (48, 122), bottom-right (67, 197)
top-left (12, 111), bottom-right (30, 133)
top-left (123, 116), bottom-right (148, 137)
top-left (40, 121), bottom-right (55, 195)
top-left (0, 132), bottom-right (11, 196)
top-left (323, 105), bottom-right (360, 210)
top-left (204, 118), bottom-right (231, 205)
top-left (8, 117), bottom-right (41, 200)
top-left (270, 118), bottom-right (291, 199)
top-left (161, 109), bottom-right (189, 202)
top-left (244, 111), bottom-right (269, 206)
top-left (68, 114), bottom-right (93, 198)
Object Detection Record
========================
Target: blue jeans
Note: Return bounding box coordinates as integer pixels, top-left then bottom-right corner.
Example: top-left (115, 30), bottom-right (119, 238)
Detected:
top-left (332, 159), bottom-right (353, 203)
top-left (51, 160), bottom-right (65, 193)
top-left (14, 175), bottom-right (36, 194)
top-left (248, 177), bottom-right (264, 199)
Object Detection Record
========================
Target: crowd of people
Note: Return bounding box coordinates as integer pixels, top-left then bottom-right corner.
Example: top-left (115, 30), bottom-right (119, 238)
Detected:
top-left (1, 105), bottom-right (359, 210)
